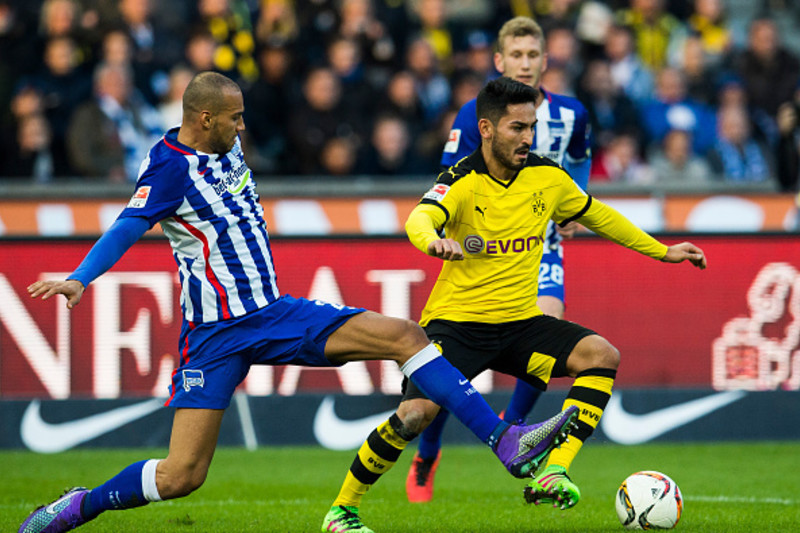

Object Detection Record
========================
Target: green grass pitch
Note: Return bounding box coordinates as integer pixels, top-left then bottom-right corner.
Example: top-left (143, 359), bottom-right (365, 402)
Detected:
top-left (3, 442), bottom-right (799, 532)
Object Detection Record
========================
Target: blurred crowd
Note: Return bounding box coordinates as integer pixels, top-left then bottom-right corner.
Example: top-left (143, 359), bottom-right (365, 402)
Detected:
top-left (2, 0), bottom-right (800, 191)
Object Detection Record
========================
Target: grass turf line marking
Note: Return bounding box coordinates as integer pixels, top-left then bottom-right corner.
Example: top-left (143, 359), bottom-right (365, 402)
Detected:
top-left (687, 495), bottom-right (797, 506)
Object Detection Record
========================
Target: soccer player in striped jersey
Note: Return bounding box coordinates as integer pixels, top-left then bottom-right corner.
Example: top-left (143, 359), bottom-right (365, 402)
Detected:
top-left (407, 15), bottom-right (594, 504)
top-left (20, 72), bottom-right (579, 533)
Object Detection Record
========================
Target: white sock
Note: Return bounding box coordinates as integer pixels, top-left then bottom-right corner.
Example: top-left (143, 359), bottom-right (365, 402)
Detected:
top-left (400, 344), bottom-right (440, 377)
top-left (142, 459), bottom-right (163, 502)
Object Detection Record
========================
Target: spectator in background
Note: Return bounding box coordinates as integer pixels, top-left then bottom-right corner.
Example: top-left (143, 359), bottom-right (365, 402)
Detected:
top-left (287, 66), bottom-right (365, 174)
top-left (157, 64), bottom-right (194, 131)
top-left (452, 30), bottom-right (497, 85)
top-left (649, 129), bottom-right (712, 181)
top-left (776, 99), bottom-right (800, 191)
top-left (674, 34), bottom-right (719, 106)
top-left (2, 85), bottom-right (46, 172)
top-left (708, 104), bottom-right (771, 183)
top-left (6, 113), bottom-right (54, 181)
top-left (184, 30), bottom-right (218, 73)
top-left (638, 66), bottom-right (717, 156)
top-left (604, 23), bottom-right (654, 104)
top-left (545, 25), bottom-right (582, 91)
top-left (35, 0), bottom-right (95, 66)
top-left (254, 0), bottom-right (299, 47)
top-left (405, 36), bottom-right (451, 126)
top-left (374, 69), bottom-right (426, 138)
top-left (194, 0), bottom-right (259, 85)
top-left (409, 0), bottom-right (456, 75)
top-left (731, 16), bottom-right (800, 119)
top-left (115, 0), bottom-right (185, 105)
top-left (616, 0), bottom-right (686, 71)
top-left (577, 58), bottom-right (641, 152)
top-left (98, 28), bottom-right (165, 111)
top-left (0, 0), bottom-right (40, 83)
top-left (687, 0), bottom-right (732, 67)
top-left (319, 136), bottom-right (358, 176)
top-left (414, 106), bottom-right (458, 170)
top-left (293, 0), bottom-right (341, 72)
top-left (540, 64), bottom-right (572, 96)
top-left (448, 70), bottom-right (484, 111)
top-left (243, 43), bottom-right (299, 174)
top-left (511, 0), bottom-right (583, 34)
top-left (356, 114), bottom-right (426, 176)
top-left (336, 0), bottom-right (398, 87)
top-left (574, 1), bottom-right (615, 61)
top-left (591, 132), bottom-right (655, 183)
top-left (326, 35), bottom-right (378, 116)
top-left (29, 35), bottom-right (92, 176)
top-left (66, 62), bottom-right (162, 182)
top-left (714, 73), bottom-right (778, 148)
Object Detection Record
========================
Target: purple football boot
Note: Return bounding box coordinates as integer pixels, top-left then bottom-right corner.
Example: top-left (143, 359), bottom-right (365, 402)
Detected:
top-left (495, 405), bottom-right (579, 478)
top-left (19, 488), bottom-right (91, 533)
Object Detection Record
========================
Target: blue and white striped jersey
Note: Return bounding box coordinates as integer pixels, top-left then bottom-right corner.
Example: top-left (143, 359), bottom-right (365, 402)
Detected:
top-left (441, 88), bottom-right (591, 250)
top-left (119, 127), bottom-right (280, 323)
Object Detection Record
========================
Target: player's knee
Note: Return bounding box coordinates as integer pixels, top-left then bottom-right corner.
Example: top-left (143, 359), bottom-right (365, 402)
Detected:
top-left (393, 319), bottom-right (431, 362)
top-left (569, 335), bottom-right (620, 374)
top-left (158, 463), bottom-right (209, 499)
top-left (397, 400), bottom-right (438, 435)
top-left (597, 340), bottom-right (620, 370)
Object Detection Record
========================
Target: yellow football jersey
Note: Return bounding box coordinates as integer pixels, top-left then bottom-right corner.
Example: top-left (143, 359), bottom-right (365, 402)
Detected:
top-left (407, 149), bottom-right (667, 326)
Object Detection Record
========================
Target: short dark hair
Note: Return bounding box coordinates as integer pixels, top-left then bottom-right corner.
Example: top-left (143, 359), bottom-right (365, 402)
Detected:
top-left (183, 71), bottom-right (240, 115)
top-left (476, 77), bottom-right (539, 125)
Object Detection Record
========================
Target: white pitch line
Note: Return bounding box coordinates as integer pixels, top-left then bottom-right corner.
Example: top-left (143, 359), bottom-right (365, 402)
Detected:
top-left (687, 495), bottom-right (797, 506)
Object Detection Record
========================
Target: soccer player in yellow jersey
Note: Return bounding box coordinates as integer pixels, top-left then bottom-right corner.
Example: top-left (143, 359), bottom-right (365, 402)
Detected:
top-left (322, 77), bottom-right (705, 531)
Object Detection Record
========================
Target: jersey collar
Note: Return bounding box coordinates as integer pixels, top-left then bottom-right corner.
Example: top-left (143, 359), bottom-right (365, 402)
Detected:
top-left (163, 127), bottom-right (231, 160)
top-left (467, 147), bottom-right (523, 189)
top-left (163, 127), bottom-right (197, 156)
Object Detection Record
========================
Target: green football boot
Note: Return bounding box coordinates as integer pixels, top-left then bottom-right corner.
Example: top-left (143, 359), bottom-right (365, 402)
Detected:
top-left (524, 465), bottom-right (581, 510)
top-left (321, 505), bottom-right (375, 533)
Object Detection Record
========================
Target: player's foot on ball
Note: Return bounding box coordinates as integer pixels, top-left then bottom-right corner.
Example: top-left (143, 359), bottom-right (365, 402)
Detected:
top-left (18, 487), bottom-right (90, 533)
top-left (406, 450), bottom-right (441, 503)
top-left (495, 405), bottom-right (579, 478)
top-left (321, 505), bottom-right (374, 533)
top-left (524, 465), bottom-right (581, 510)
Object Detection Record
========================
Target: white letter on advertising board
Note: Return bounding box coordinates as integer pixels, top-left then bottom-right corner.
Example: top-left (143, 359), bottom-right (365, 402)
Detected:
top-left (92, 273), bottom-right (174, 398)
top-left (0, 274), bottom-right (71, 398)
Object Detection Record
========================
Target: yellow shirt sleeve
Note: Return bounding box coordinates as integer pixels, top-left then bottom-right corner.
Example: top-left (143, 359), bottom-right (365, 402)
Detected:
top-left (578, 198), bottom-right (669, 260)
top-left (405, 203), bottom-right (447, 254)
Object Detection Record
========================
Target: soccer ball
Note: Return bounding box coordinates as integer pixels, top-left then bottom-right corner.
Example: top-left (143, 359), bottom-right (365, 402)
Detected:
top-left (615, 471), bottom-right (683, 530)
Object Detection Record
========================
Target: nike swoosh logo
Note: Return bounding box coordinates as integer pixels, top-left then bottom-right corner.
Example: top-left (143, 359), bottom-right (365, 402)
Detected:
top-left (312, 396), bottom-right (395, 451)
top-left (21, 398), bottom-right (163, 453)
top-left (601, 390), bottom-right (747, 444)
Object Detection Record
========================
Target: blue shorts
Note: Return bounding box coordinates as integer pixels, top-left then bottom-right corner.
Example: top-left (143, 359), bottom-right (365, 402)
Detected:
top-left (538, 246), bottom-right (565, 302)
top-left (165, 295), bottom-right (365, 409)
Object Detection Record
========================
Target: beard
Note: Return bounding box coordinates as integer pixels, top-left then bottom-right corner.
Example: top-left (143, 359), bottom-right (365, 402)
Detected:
top-left (491, 140), bottom-right (528, 171)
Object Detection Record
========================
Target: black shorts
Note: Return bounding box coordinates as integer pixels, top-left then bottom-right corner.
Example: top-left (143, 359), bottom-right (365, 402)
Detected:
top-left (402, 315), bottom-right (596, 401)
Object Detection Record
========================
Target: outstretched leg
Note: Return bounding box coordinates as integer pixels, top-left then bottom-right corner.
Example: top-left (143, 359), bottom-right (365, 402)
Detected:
top-left (19, 408), bottom-right (224, 533)
top-left (322, 313), bottom-right (578, 531)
